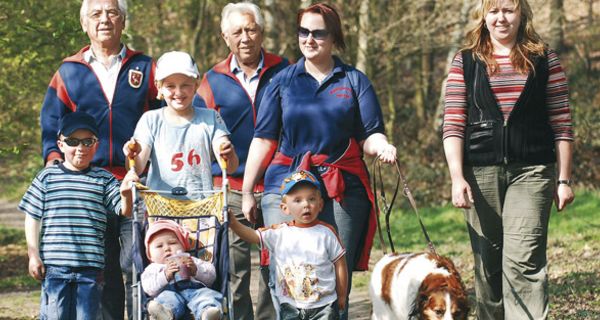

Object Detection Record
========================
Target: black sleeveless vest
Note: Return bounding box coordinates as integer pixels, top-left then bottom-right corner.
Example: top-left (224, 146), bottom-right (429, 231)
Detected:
top-left (461, 50), bottom-right (556, 166)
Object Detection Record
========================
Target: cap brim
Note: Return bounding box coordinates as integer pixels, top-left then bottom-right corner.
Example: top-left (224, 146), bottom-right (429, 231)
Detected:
top-left (155, 71), bottom-right (199, 81)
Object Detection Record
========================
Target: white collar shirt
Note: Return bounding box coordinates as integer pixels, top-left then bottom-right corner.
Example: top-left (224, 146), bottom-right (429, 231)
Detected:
top-left (229, 53), bottom-right (264, 102)
top-left (84, 45), bottom-right (127, 104)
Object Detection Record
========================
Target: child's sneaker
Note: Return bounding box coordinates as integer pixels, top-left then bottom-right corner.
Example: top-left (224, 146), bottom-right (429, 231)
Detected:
top-left (147, 300), bottom-right (173, 320)
top-left (201, 306), bottom-right (221, 320)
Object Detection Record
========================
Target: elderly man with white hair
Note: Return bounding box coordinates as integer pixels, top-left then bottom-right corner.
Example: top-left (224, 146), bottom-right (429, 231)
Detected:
top-left (39, 0), bottom-right (160, 318)
top-left (192, 2), bottom-right (289, 319)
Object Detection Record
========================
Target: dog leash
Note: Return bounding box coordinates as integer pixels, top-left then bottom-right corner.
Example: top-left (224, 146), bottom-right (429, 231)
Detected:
top-left (371, 159), bottom-right (438, 256)
top-left (371, 158), bottom-right (400, 254)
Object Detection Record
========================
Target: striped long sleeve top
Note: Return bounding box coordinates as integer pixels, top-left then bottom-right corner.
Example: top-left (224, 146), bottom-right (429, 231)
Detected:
top-left (442, 49), bottom-right (573, 141)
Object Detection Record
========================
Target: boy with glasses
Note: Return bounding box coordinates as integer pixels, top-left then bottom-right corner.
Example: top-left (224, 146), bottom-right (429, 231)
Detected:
top-left (19, 111), bottom-right (138, 319)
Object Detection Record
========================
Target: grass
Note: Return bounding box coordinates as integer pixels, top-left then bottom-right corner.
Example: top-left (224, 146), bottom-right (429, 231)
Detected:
top-left (0, 226), bottom-right (26, 246)
top-left (0, 190), bottom-right (598, 319)
top-left (353, 189), bottom-right (600, 319)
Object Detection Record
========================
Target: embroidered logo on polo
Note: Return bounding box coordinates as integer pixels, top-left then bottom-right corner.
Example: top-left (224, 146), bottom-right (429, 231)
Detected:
top-left (329, 87), bottom-right (352, 99)
top-left (128, 69), bottom-right (143, 89)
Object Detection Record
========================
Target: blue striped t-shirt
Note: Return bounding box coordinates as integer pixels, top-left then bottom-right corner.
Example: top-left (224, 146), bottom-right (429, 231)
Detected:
top-left (18, 164), bottom-right (122, 269)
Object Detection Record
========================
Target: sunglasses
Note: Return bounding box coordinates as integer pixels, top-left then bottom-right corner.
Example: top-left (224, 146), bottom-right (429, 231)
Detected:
top-left (297, 27), bottom-right (329, 40)
top-left (62, 137), bottom-right (98, 147)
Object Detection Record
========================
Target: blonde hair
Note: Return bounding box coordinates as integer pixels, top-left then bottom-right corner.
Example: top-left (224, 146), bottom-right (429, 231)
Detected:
top-left (463, 0), bottom-right (545, 74)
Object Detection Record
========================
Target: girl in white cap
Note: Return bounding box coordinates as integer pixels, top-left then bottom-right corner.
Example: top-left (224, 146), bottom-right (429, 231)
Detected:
top-left (124, 51), bottom-right (238, 200)
top-left (125, 51), bottom-right (238, 318)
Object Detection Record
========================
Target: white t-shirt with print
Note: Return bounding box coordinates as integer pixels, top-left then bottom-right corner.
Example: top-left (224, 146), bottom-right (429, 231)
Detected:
top-left (258, 220), bottom-right (345, 309)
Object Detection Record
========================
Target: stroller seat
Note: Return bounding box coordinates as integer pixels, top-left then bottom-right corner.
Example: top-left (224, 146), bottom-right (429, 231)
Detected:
top-left (130, 184), bottom-right (231, 319)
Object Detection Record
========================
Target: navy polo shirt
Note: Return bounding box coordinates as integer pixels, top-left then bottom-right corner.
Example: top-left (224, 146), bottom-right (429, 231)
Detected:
top-left (255, 56), bottom-right (385, 194)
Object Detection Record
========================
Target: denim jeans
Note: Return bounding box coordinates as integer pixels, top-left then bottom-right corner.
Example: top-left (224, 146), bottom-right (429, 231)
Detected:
top-left (153, 281), bottom-right (223, 319)
top-left (40, 265), bottom-right (102, 320)
top-left (262, 171), bottom-right (370, 320)
top-left (279, 301), bottom-right (339, 320)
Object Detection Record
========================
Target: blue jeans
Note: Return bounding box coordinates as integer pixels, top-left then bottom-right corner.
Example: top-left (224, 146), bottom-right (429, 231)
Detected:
top-left (279, 301), bottom-right (339, 320)
top-left (40, 265), bottom-right (102, 320)
top-left (262, 171), bottom-right (370, 320)
top-left (153, 282), bottom-right (223, 319)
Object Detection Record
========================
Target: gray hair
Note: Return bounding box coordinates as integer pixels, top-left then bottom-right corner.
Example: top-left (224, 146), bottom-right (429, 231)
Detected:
top-left (220, 2), bottom-right (264, 34)
top-left (80, 0), bottom-right (128, 21)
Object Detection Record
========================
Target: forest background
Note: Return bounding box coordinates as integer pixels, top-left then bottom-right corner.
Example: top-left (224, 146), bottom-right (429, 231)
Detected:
top-left (0, 0), bottom-right (598, 201)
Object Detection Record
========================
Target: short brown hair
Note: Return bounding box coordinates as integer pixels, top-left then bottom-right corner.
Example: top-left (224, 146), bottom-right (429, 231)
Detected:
top-left (297, 3), bottom-right (345, 51)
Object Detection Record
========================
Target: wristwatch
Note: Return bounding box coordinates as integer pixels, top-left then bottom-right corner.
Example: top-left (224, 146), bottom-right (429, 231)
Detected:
top-left (557, 179), bottom-right (572, 186)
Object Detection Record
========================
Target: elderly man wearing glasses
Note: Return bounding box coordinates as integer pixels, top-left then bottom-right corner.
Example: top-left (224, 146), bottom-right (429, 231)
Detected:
top-left (39, 0), bottom-right (160, 318)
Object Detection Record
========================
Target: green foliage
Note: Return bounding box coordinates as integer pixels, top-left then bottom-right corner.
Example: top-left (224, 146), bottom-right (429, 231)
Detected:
top-left (0, 275), bottom-right (39, 292)
top-left (0, 226), bottom-right (25, 246)
top-left (0, 0), bottom-right (599, 202)
top-left (0, 0), bottom-right (88, 199)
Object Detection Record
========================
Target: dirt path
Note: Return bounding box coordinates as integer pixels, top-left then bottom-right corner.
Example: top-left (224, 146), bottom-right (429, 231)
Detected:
top-left (0, 200), bottom-right (374, 319)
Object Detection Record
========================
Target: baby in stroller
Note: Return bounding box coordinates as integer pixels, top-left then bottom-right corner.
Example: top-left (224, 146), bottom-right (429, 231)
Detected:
top-left (142, 219), bottom-right (222, 320)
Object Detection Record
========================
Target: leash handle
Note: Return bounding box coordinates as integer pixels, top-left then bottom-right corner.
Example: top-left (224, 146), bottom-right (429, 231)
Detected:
top-left (372, 160), bottom-right (388, 254)
top-left (371, 159), bottom-right (400, 254)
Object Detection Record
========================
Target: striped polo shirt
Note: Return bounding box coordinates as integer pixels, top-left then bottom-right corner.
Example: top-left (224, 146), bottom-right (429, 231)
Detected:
top-left (443, 49), bottom-right (573, 141)
top-left (19, 164), bottom-right (122, 269)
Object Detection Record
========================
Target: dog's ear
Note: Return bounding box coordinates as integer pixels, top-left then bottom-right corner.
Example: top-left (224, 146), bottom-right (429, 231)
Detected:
top-left (413, 275), bottom-right (438, 319)
top-left (409, 293), bottom-right (424, 319)
top-left (446, 274), bottom-right (470, 319)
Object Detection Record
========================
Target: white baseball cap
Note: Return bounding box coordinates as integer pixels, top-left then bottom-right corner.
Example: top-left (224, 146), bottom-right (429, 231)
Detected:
top-left (155, 51), bottom-right (200, 81)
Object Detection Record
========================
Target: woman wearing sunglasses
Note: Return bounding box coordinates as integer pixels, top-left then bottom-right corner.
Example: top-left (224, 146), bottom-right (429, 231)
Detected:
top-left (241, 3), bottom-right (396, 318)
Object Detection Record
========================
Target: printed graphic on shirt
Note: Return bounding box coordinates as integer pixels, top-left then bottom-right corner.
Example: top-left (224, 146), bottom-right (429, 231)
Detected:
top-left (170, 148), bottom-right (202, 172)
top-left (279, 263), bottom-right (322, 303)
top-left (329, 87), bottom-right (352, 99)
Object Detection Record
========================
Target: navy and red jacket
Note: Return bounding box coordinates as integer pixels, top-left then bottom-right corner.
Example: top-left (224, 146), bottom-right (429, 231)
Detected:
top-left (41, 46), bottom-right (160, 179)
top-left (192, 50), bottom-right (289, 191)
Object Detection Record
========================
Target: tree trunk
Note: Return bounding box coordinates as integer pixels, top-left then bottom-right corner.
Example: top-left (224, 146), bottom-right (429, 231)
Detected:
top-left (433, 0), bottom-right (474, 131)
top-left (356, 0), bottom-right (370, 74)
top-left (263, 0), bottom-right (276, 52)
top-left (414, 0), bottom-right (435, 121)
top-left (188, 0), bottom-right (207, 58)
top-left (385, 81), bottom-right (396, 145)
top-left (548, 0), bottom-right (565, 53)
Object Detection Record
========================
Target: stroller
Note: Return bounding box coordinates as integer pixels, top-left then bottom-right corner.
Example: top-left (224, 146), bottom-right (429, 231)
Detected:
top-left (130, 163), bottom-right (232, 319)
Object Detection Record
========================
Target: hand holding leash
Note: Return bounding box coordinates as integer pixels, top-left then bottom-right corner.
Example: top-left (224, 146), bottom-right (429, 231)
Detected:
top-left (377, 143), bottom-right (397, 164)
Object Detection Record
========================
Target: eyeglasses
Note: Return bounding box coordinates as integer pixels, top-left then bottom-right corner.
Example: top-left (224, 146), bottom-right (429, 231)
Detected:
top-left (297, 27), bottom-right (329, 40)
top-left (63, 137), bottom-right (98, 147)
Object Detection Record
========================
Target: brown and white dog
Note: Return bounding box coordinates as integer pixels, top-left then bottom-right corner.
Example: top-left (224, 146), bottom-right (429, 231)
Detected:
top-left (369, 252), bottom-right (469, 320)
